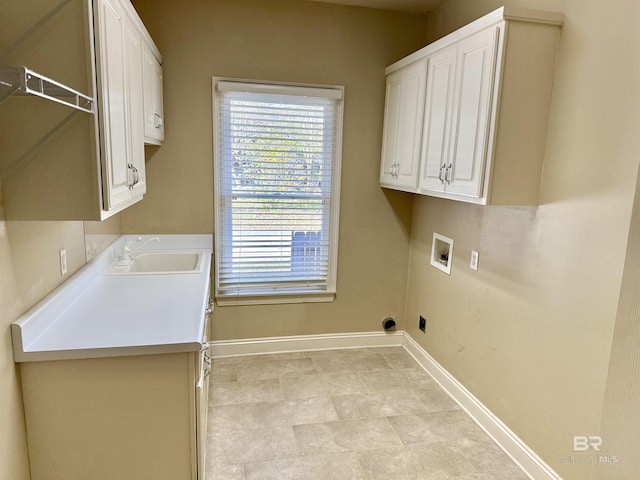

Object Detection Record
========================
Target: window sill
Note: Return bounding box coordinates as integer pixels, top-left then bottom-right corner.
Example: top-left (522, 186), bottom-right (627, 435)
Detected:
top-left (215, 290), bottom-right (336, 306)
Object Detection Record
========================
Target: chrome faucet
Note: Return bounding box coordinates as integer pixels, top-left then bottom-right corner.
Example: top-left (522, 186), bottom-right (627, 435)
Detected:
top-left (117, 236), bottom-right (160, 265)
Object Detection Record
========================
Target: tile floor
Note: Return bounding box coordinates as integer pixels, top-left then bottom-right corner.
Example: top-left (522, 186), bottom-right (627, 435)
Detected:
top-left (206, 347), bottom-right (529, 480)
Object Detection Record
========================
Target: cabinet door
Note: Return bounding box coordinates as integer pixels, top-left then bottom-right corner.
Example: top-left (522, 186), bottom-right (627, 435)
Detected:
top-left (446, 27), bottom-right (498, 197)
top-left (21, 354), bottom-right (196, 480)
top-left (379, 60), bottom-right (427, 191)
top-left (96, 0), bottom-right (131, 210)
top-left (418, 45), bottom-right (457, 193)
top-left (380, 70), bottom-right (402, 186)
top-left (195, 351), bottom-right (209, 480)
top-left (95, 0), bottom-right (146, 212)
top-left (124, 20), bottom-right (145, 199)
top-left (143, 46), bottom-right (164, 144)
top-left (194, 307), bottom-right (211, 480)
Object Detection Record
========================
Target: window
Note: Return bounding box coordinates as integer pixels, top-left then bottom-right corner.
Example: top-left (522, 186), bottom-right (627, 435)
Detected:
top-left (212, 79), bottom-right (344, 305)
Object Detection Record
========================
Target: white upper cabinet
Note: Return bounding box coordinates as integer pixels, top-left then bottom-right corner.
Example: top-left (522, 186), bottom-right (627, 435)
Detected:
top-left (94, 0), bottom-right (130, 210)
top-left (445, 27), bottom-right (497, 197)
top-left (125, 22), bottom-right (146, 199)
top-left (379, 59), bottom-right (427, 192)
top-left (382, 6), bottom-right (564, 205)
top-left (143, 43), bottom-right (164, 144)
top-left (420, 27), bottom-right (498, 198)
top-left (95, 0), bottom-right (146, 211)
top-left (94, 0), bottom-right (160, 217)
top-left (419, 44), bottom-right (456, 193)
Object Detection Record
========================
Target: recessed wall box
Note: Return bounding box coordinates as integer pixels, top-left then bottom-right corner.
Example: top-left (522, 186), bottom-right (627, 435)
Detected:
top-left (430, 233), bottom-right (454, 275)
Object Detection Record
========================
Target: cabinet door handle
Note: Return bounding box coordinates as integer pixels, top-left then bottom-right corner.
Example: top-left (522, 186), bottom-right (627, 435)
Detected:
top-left (127, 163), bottom-right (134, 189)
top-left (205, 297), bottom-right (214, 315)
top-left (438, 164), bottom-right (445, 184)
top-left (127, 164), bottom-right (140, 188)
top-left (445, 163), bottom-right (452, 184)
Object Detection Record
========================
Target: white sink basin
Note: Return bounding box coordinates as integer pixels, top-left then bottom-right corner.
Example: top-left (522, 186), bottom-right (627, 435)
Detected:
top-left (106, 251), bottom-right (204, 275)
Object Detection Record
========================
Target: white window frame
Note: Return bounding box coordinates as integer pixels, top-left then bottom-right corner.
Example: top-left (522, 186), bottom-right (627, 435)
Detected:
top-left (212, 77), bottom-right (344, 306)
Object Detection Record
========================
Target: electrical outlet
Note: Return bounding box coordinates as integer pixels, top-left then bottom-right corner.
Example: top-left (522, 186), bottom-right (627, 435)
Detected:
top-left (419, 316), bottom-right (426, 333)
top-left (470, 250), bottom-right (479, 271)
top-left (59, 249), bottom-right (67, 275)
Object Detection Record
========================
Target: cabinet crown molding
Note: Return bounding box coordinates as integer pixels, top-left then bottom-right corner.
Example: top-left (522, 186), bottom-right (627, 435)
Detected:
top-left (386, 6), bottom-right (563, 75)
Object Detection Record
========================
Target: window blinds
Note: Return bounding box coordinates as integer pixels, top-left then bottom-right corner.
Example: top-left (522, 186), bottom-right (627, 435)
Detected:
top-left (214, 81), bottom-right (343, 298)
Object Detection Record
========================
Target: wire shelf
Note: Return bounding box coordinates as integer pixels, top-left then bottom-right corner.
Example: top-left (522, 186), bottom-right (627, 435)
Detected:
top-left (0, 66), bottom-right (94, 114)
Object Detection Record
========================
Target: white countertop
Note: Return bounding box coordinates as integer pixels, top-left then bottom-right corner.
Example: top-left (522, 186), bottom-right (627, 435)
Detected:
top-left (11, 234), bottom-right (213, 362)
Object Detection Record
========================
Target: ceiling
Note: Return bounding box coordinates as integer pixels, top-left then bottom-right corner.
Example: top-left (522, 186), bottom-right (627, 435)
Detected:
top-left (307, 0), bottom-right (444, 14)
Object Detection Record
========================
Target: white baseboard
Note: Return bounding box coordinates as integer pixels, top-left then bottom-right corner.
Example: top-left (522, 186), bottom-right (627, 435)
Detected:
top-left (210, 330), bottom-right (404, 357)
top-left (402, 333), bottom-right (562, 480)
top-left (210, 330), bottom-right (561, 480)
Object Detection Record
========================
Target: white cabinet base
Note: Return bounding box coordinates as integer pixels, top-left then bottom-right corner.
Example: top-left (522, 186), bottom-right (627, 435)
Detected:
top-left (20, 353), bottom-right (201, 480)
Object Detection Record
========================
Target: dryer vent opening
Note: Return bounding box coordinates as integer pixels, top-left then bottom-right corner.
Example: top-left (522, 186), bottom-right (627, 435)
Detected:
top-left (382, 317), bottom-right (396, 331)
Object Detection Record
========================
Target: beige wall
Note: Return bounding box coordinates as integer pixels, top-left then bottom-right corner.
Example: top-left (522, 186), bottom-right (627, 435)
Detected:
top-left (0, 214), bottom-right (102, 479)
top-left (127, 0), bottom-right (425, 339)
top-left (0, 197), bottom-right (31, 480)
top-left (0, 0), bottom-right (103, 222)
top-left (405, 0), bottom-right (640, 479)
top-left (0, 192), bottom-right (121, 480)
top-left (594, 164), bottom-right (640, 480)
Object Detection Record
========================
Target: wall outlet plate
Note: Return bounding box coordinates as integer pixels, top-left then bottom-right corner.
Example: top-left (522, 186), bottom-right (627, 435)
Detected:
top-left (59, 248), bottom-right (67, 275)
top-left (470, 250), bottom-right (479, 271)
